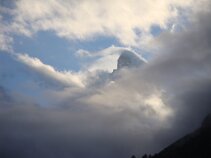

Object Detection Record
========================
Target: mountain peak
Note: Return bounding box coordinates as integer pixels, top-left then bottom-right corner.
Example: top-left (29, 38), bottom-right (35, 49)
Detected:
top-left (117, 50), bottom-right (145, 70)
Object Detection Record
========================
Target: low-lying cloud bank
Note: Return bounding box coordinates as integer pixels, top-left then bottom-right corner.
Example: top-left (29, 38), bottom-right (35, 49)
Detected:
top-left (1, 2), bottom-right (211, 158)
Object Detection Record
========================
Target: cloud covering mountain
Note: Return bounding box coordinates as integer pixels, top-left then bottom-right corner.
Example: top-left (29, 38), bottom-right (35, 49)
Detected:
top-left (0, 0), bottom-right (211, 158)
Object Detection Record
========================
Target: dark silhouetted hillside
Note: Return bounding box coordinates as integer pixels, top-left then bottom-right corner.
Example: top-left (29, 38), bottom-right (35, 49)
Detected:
top-left (134, 114), bottom-right (211, 158)
top-left (149, 114), bottom-right (211, 158)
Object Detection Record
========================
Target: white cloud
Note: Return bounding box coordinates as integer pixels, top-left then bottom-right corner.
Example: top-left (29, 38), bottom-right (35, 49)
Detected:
top-left (144, 93), bottom-right (171, 120)
top-left (0, 0), bottom-right (210, 54)
top-left (0, 15), bottom-right (13, 52)
top-left (0, 31), bottom-right (13, 52)
top-left (77, 67), bottom-right (172, 122)
top-left (16, 53), bottom-right (85, 88)
top-left (8, 0), bottom-right (199, 47)
top-left (75, 49), bottom-right (92, 58)
top-left (0, 0), bottom-right (210, 52)
top-left (88, 54), bottom-right (119, 72)
top-left (77, 46), bottom-right (146, 72)
top-left (84, 46), bottom-right (122, 72)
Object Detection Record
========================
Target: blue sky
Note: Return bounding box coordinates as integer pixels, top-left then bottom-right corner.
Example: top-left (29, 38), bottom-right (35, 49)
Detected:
top-left (12, 31), bottom-right (121, 71)
top-left (10, 24), bottom-right (160, 73)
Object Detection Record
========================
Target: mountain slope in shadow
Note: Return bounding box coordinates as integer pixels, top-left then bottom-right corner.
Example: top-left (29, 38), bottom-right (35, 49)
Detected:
top-left (150, 114), bottom-right (211, 158)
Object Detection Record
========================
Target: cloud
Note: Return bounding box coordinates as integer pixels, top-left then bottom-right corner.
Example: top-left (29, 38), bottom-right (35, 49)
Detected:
top-left (75, 49), bottom-right (92, 58)
top-left (0, 31), bottom-right (13, 52)
top-left (1, 0), bottom-right (210, 53)
top-left (0, 47), bottom-right (173, 158)
top-left (0, 14), bottom-right (13, 52)
top-left (77, 46), bottom-right (146, 72)
top-left (150, 5), bottom-right (211, 132)
top-left (43, 6), bottom-right (211, 157)
top-left (0, 86), bottom-right (172, 158)
top-left (1, 0), bottom-right (204, 49)
top-left (75, 48), bottom-right (119, 73)
top-left (1, 1), bottom-right (211, 158)
top-left (10, 46), bottom-right (146, 91)
top-left (16, 53), bottom-right (85, 88)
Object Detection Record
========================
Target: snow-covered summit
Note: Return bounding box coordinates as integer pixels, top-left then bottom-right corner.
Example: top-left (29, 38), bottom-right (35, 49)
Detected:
top-left (117, 50), bottom-right (146, 70)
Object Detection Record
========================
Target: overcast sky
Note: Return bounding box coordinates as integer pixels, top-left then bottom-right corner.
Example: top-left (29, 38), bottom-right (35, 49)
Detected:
top-left (1, 0), bottom-right (211, 158)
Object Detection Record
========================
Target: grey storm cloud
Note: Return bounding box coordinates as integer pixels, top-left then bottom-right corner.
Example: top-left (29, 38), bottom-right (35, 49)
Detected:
top-left (1, 5), bottom-right (211, 158)
top-left (0, 86), bottom-right (166, 158)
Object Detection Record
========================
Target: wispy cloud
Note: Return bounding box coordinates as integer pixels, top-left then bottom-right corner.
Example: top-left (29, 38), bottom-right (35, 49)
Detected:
top-left (0, 0), bottom-right (205, 50)
top-left (76, 46), bottom-right (146, 72)
top-left (0, 15), bottom-right (13, 52)
top-left (16, 53), bottom-right (85, 87)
